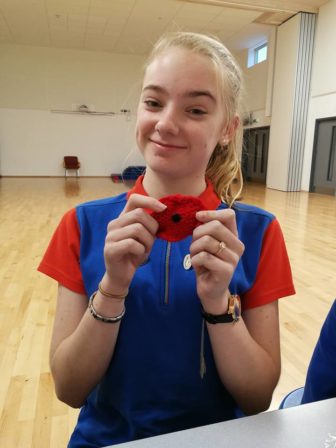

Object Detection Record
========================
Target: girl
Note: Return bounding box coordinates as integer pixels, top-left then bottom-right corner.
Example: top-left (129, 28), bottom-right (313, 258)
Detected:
top-left (39, 32), bottom-right (295, 447)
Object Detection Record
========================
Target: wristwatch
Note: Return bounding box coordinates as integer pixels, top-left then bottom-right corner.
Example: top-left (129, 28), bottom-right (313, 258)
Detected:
top-left (201, 294), bottom-right (241, 324)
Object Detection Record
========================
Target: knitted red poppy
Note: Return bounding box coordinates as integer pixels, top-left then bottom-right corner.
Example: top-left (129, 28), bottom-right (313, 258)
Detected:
top-left (151, 194), bottom-right (206, 242)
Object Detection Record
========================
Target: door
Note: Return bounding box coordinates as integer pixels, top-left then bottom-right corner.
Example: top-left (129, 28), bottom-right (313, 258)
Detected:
top-left (242, 127), bottom-right (269, 183)
top-left (310, 118), bottom-right (336, 195)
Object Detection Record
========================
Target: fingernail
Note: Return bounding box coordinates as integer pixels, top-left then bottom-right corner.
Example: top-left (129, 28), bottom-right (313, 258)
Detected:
top-left (196, 211), bottom-right (206, 219)
top-left (157, 202), bottom-right (167, 210)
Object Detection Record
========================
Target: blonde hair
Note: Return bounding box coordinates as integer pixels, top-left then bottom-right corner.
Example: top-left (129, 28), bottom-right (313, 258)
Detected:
top-left (144, 31), bottom-right (244, 206)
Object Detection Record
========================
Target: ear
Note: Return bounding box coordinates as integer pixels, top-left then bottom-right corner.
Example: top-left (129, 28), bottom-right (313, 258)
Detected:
top-left (220, 115), bottom-right (240, 146)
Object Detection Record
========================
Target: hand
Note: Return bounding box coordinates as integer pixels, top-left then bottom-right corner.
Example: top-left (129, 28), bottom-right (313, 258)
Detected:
top-left (189, 209), bottom-right (245, 313)
top-left (101, 194), bottom-right (166, 294)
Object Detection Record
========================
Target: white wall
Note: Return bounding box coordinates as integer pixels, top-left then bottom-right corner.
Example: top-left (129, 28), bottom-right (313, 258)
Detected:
top-left (0, 41), bottom-right (274, 176)
top-left (301, 0), bottom-right (336, 190)
top-left (0, 109), bottom-right (145, 176)
top-left (266, 14), bottom-right (301, 190)
top-left (310, 0), bottom-right (336, 98)
top-left (0, 45), bottom-right (146, 176)
top-left (2, 0), bottom-right (336, 183)
top-left (235, 48), bottom-right (271, 129)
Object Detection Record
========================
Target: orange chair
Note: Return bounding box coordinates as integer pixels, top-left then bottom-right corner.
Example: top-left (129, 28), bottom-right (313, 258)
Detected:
top-left (63, 156), bottom-right (80, 177)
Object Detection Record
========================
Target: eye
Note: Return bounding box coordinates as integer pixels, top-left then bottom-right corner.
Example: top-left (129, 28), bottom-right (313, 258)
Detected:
top-left (188, 108), bottom-right (207, 116)
top-left (144, 99), bottom-right (161, 109)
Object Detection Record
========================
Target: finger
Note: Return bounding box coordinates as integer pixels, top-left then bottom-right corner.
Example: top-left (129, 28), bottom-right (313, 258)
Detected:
top-left (108, 207), bottom-right (160, 236)
top-left (196, 209), bottom-right (238, 236)
top-left (106, 222), bottom-right (155, 254)
top-left (192, 219), bottom-right (238, 248)
top-left (190, 235), bottom-right (219, 257)
top-left (124, 193), bottom-right (167, 214)
top-left (190, 235), bottom-right (228, 259)
top-left (105, 238), bottom-right (148, 259)
top-left (191, 251), bottom-right (236, 278)
top-left (190, 238), bottom-right (241, 266)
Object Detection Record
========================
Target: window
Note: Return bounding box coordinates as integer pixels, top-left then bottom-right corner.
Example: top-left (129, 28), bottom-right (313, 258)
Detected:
top-left (248, 42), bottom-right (268, 68)
top-left (254, 43), bottom-right (267, 64)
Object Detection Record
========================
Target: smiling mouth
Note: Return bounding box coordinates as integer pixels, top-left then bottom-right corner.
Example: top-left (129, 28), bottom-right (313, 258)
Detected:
top-left (149, 139), bottom-right (187, 149)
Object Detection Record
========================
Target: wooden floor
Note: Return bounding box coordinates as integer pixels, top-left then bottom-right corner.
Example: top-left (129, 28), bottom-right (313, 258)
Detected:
top-left (0, 176), bottom-right (335, 447)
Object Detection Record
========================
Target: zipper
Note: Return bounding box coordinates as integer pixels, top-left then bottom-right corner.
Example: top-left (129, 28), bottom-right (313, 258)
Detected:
top-left (163, 242), bottom-right (171, 305)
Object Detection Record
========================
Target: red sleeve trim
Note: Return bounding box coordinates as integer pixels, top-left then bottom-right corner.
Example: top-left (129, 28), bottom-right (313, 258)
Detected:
top-left (37, 208), bottom-right (86, 295)
top-left (242, 219), bottom-right (295, 310)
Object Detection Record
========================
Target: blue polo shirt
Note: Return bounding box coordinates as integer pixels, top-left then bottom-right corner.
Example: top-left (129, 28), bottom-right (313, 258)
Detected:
top-left (38, 179), bottom-right (295, 447)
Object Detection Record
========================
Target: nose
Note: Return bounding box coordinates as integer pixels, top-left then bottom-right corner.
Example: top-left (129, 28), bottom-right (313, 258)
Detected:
top-left (155, 107), bottom-right (179, 136)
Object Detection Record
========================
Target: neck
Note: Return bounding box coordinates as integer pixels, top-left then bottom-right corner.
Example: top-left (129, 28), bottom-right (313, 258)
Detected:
top-left (142, 170), bottom-right (207, 198)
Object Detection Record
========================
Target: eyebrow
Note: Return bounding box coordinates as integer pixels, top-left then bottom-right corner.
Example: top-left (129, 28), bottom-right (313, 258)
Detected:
top-left (142, 84), bottom-right (216, 103)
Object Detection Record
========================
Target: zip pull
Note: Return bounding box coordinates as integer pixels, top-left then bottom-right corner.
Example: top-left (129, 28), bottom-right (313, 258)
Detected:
top-left (200, 318), bottom-right (207, 379)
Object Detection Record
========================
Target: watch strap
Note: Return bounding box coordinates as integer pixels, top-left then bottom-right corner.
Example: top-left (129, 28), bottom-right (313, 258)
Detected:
top-left (201, 294), bottom-right (241, 324)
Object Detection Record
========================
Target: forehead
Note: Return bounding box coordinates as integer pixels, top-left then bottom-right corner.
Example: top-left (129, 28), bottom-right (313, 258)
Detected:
top-left (143, 47), bottom-right (219, 96)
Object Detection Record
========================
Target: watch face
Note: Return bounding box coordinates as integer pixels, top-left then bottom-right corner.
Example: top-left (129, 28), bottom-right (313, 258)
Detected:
top-left (228, 295), bottom-right (241, 322)
top-left (233, 301), bottom-right (240, 320)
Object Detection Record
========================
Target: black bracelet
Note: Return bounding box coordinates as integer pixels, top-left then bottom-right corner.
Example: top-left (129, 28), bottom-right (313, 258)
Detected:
top-left (88, 291), bottom-right (125, 323)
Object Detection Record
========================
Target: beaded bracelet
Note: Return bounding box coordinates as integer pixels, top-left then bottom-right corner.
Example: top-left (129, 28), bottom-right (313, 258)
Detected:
top-left (88, 291), bottom-right (125, 323)
top-left (98, 282), bottom-right (128, 300)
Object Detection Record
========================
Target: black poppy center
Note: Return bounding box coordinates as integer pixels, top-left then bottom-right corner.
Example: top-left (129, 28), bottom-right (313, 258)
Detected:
top-left (171, 213), bottom-right (182, 223)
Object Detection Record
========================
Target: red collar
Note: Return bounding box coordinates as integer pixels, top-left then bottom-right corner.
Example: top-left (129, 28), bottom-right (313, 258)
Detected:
top-left (127, 175), bottom-right (221, 210)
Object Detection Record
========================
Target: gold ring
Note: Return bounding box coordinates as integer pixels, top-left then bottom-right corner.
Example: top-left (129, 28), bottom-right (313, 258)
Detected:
top-left (216, 241), bottom-right (226, 255)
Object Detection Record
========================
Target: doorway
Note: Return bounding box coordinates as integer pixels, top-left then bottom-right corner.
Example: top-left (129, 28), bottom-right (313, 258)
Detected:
top-left (242, 126), bottom-right (270, 183)
top-left (310, 117), bottom-right (336, 195)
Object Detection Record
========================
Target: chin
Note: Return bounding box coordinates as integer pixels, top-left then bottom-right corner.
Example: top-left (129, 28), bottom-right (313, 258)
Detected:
top-left (146, 159), bottom-right (182, 177)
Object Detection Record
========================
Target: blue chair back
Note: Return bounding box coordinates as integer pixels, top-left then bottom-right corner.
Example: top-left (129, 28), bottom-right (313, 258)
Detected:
top-left (279, 387), bottom-right (304, 409)
top-left (301, 299), bottom-right (336, 404)
top-left (279, 299), bottom-right (336, 409)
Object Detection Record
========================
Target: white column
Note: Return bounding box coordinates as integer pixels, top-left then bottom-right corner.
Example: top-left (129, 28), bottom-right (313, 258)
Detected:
top-left (267, 13), bottom-right (316, 191)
